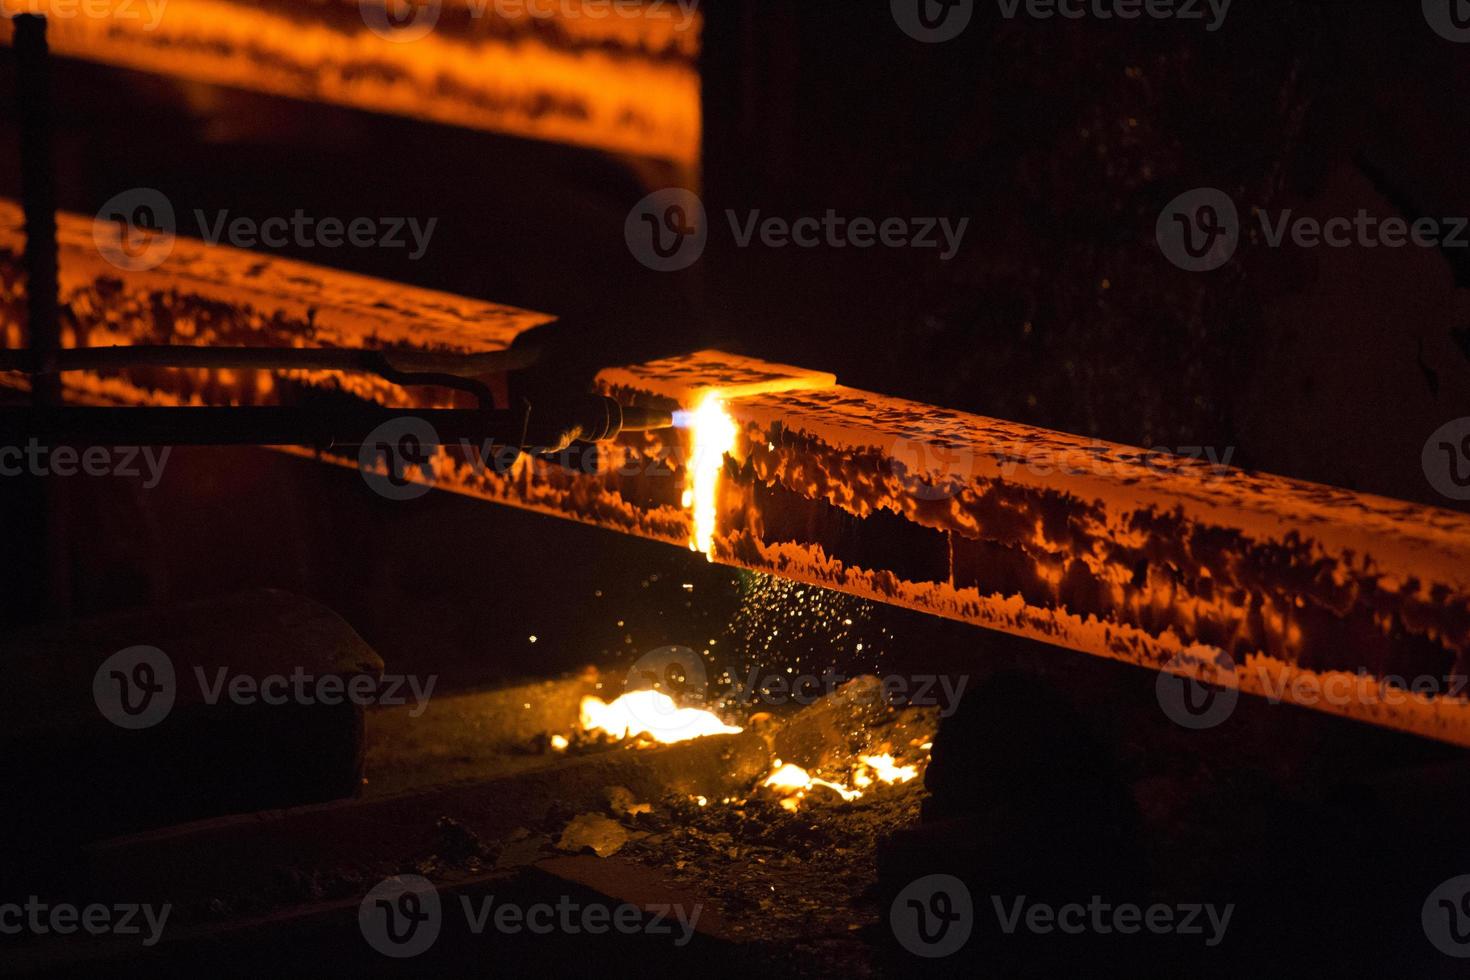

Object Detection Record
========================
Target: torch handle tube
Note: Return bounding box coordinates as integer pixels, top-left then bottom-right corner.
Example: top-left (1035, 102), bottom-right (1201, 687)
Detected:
top-left (0, 406), bottom-right (525, 449)
top-left (0, 345), bottom-right (539, 377)
top-left (0, 399), bottom-right (673, 450)
top-left (14, 15), bottom-right (60, 402)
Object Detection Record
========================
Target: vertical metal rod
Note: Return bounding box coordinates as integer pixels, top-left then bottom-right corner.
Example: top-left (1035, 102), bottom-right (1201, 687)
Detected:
top-left (14, 14), bottom-right (60, 405)
top-left (12, 14), bottom-right (69, 620)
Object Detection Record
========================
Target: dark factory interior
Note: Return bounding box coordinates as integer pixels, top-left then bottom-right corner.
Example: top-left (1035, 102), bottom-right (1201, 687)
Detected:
top-left (1, 1), bottom-right (1469, 976)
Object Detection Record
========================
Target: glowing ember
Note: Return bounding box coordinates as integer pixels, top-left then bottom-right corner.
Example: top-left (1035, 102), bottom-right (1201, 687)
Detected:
top-left (680, 392), bottom-right (738, 561)
top-left (763, 762), bottom-right (822, 791)
top-left (761, 755), bottom-right (921, 811)
top-left (762, 761), bottom-right (861, 811)
top-left (579, 690), bottom-right (742, 744)
top-left (857, 753), bottom-right (919, 785)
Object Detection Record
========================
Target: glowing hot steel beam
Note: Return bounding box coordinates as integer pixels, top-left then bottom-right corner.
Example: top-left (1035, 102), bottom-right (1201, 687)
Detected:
top-left (4, 200), bottom-right (1470, 747)
top-left (0, 0), bottom-right (701, 165)
top-left (594, 353), bottom-right (1470, 748)
top-left (0, 199), bottom-right (549, 411)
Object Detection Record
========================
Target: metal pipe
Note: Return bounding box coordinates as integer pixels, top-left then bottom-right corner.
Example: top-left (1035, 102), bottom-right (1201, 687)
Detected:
top-left (11, 14), bottom-right (69, 620)
top-left (0, 344), bottom-right (541, 377)
top-left (0, 406), bottom-right (516, 449)
top-left (0, 400), bottom-right (672, 450)
top-left (13, 15), bottom-right (59, 404)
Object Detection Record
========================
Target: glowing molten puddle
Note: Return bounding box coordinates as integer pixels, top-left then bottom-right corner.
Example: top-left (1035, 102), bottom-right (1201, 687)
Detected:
top-left (761, 754), bottom-right (919, 811)
top-left (572, 691), bottom-right (925, 810)
top-left (580, 690), bottom-right (743, 744)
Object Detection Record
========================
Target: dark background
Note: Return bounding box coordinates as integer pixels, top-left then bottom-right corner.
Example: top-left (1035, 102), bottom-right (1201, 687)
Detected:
top-left (0, 0), bottom-right (1467, 683)
top-left (1, 4), bottom-right (1469, 975)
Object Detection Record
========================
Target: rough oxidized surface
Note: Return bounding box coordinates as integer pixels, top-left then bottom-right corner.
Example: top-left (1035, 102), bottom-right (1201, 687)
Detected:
top-left (599, 351), bottom-right (835, 402)
top-left (598, 354), bottom-right (1470, 747)
top-left (4, 214), bottom-right (1468, 745)
top-left (0, 0), bottom-right (700, 164)
top-left (0, 201), bottom-right (548, 408)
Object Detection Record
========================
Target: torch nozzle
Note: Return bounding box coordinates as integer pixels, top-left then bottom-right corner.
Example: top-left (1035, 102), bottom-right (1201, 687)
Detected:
top-left (524, 396), bottom-right (675, 452)
top-left (616, 405), bottom-right (675, 432)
